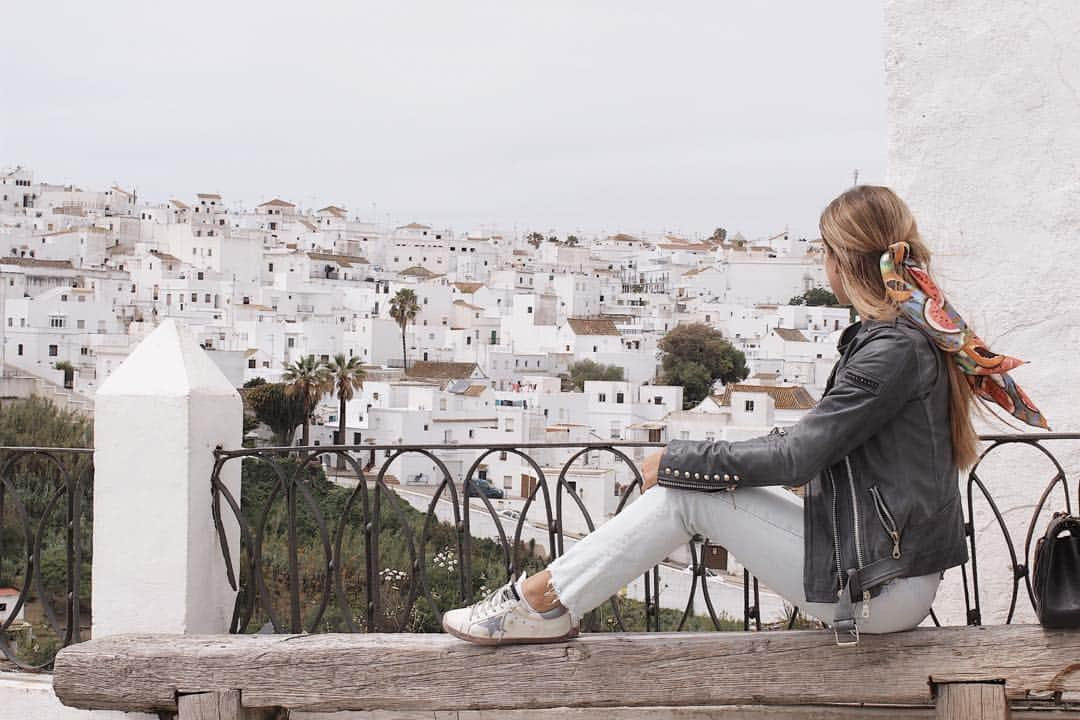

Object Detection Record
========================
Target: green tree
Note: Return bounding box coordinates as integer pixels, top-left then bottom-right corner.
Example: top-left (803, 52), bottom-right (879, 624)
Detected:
top-left (525, 232), bottom-right (544, 248)
top-left (53, 360), bottom-right (75, 389)
top-left (804, 287), bottom-right (840, 306)
top-left (662, 361), bottom-right (714, 408)
top-left (389, 288), bottom-right (420, 371)
top-left (0, 396), bottom-right (91, 448)
top-left (327, 353), bottom-right (366, 469)
top-left (659, 323), bottom-right (749, 408)
top-left (244, 382), bottom-right (309, 445)
top-left (565, 235), bottom-right (580, 246)
top-left (243, 377), bottom-right (268, 389)
top-left (708, 227), bottom-right (727, 244)
top-left (561, 360), bottom-right (625, 391)
top-left (281, 356), bottom-right (332, 446)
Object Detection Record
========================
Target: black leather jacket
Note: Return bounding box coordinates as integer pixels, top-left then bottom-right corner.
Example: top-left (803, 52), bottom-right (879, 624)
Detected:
top-left (658, 316), bottom-right (968, 604)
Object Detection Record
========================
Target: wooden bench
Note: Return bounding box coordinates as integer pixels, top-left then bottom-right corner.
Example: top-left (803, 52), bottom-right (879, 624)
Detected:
top-left (52, 626), bottom-right (1080, 719)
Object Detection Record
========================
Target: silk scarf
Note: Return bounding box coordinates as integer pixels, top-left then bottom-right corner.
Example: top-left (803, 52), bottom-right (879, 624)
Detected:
top-left (880, 241), bottom-right (1049, 430)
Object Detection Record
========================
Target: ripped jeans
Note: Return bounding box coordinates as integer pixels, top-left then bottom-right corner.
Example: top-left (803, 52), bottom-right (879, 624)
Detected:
top-left (545, 484), bottom-right (941, 633)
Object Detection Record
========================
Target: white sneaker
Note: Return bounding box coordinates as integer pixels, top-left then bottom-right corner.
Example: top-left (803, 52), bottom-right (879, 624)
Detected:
top-left (441, 575), bottom-right (578, 646)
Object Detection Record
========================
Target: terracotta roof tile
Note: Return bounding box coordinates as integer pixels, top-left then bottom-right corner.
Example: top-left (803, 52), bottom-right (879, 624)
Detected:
top-left (406, 362), bottom-right (483, 380)
top-left (713, 383), bottom-right (815, 410)
top-left (773, 328), bottom-right (810, 342)
top-left (567, 317), bottom-right (620, 336)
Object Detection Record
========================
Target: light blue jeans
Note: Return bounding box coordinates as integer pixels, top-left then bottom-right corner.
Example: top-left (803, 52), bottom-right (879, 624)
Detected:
top-left (546, 484), bottom-right (941, 633)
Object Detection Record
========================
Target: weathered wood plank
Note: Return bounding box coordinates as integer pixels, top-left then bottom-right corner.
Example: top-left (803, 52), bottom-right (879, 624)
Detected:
top-left (935, 683), bottom-right (1010, 720)
top-left (178, 690), bottom-right (280, 720)
top-left (290, 707), bottom-right (1080, 719)
top-left (52, 626), bottom-right (1080, 714)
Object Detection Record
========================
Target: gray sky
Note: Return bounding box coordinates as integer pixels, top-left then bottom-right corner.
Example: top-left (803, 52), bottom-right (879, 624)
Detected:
top-left (1, 1), bottom-right (886, 241)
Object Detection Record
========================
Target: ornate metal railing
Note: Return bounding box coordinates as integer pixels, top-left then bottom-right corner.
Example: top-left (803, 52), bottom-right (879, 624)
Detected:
top-left (210, 441), bottom-right (728, 635)
top-left (1, 433), bottom-right (1076, 670)
top-left (0, 447), bottom-right (92, 671)
top-left (931, 432), bottom-right (1079, 628)
top-left (209, 433), bottom-right (1080, 638)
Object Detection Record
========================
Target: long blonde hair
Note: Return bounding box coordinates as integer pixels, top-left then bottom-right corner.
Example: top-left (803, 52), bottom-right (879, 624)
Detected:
top-left (819, 185), bottom-right (981, 472)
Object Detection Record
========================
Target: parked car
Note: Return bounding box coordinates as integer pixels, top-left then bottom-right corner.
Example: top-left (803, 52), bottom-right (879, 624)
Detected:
top-left (499, 508), bottom-right (522, 520)
top-left (466, 478), bottom-right (504, 499)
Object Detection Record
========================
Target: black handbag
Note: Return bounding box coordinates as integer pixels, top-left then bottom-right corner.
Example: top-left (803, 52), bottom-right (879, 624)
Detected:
top-left (1031, 511), bottom-right (1080, 627)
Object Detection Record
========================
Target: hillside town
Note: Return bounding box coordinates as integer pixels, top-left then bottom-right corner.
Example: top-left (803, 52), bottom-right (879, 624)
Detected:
top-left (0, 164), bottom-right (849, 543)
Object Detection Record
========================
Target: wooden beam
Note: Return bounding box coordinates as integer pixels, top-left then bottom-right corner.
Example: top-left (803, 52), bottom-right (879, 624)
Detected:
top-left (296, 707), bottom-right (1080, 719)
top-left (177, 690), bottom-right (279, 720)
top-left (934, 683), bottom-right (1010, 720)
top-left (52, 626), bottom-right (1080, 714)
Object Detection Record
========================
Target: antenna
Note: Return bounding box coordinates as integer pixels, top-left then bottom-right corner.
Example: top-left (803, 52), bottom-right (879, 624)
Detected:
top-left (852, 169), bottom-right (860, 187)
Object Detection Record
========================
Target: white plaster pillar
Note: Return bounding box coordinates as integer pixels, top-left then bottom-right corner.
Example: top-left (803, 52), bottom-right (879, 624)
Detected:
top-left (92, 319), bottom-right (241, 636)
top-left (886, 0), bottom-right (1080, 623)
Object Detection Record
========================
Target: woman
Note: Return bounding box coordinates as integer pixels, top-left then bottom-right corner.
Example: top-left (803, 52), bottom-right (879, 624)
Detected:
top-left (443, 185), bottom-right (1048, 646)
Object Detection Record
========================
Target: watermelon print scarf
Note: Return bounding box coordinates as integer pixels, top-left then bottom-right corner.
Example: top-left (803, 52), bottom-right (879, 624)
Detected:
top-left (880, 241), bottom-right (1050, 430)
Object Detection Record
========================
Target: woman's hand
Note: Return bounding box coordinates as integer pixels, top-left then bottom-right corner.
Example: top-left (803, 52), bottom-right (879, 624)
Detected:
top-left (639, 449), bottom-right (664, 492)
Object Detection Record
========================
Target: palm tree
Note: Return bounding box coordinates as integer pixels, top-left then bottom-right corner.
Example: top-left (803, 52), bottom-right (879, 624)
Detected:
top-left (281, 355), bottom-right (332, 446)
top-left (389, 288), bottom-right (421, 371)
top-left (327, 353), bottom-right (366, 469)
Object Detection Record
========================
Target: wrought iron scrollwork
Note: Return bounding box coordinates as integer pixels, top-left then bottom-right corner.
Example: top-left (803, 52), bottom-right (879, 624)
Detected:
top-left (0, 447), bottom-right (91, 670)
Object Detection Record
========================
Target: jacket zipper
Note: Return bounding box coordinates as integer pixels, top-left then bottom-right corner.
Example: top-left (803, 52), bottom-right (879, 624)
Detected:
top-left (658, 477), bottom-right (733, 491)
top-left (843, 456), bottom-right (872, 618)
top-left (827, 467), bottom-right (844, 596)
top-left (869, 485), bottom-right (903, 560)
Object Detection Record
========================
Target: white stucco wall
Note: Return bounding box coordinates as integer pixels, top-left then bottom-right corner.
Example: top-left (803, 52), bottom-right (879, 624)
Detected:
top-left (886, 0), bottom-right (1080, 624)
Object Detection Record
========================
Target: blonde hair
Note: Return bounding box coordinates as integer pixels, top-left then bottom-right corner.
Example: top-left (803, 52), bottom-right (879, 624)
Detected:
top-left (819, 185), bottom-right (981, 472)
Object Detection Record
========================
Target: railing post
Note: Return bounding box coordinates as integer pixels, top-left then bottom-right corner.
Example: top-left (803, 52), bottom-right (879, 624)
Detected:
top-left (934, 681), bottom-right (1009, 720)
top-left (92, 319), bottom-right (242, 636)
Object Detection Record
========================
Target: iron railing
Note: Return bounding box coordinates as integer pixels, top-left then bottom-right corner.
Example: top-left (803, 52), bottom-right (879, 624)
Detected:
top-left (1, 433), bottom-right (1077, 670)
top-left (0, 447), bottom-right (92, 671)
top-left (208, 434), bottom-right (1080, 637)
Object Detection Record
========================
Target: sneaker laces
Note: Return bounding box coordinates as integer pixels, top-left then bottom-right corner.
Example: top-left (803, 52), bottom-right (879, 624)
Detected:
top-left (469, 581), bottom-right (519, 619)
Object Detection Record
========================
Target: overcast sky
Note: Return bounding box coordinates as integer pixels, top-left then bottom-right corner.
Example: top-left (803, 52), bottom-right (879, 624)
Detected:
top-left (0, 1), bottom-right (886, 241)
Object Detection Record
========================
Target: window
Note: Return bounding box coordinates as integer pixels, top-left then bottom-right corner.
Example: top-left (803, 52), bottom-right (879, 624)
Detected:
top-left (598, 393), bottom-right (607, 403)
top-left (76, 319), bottom-right (85, 329)
top-left (505, 418), bottom-right (515, 433)
top-left (17, 344), bottom-right (23, 356)
top-left (268, 263), bottom-right (274, 272)
top-left (197, 272), bottom-right (204, 280)
top-left (50, 316), bottom-right (65, 328)
top-left (705, 431), bottom-right (716, 442)
top-left (287, 337), bottom-right (295, 348)
top-left (353, 432), bottom-right (362, 444)
top-left (654, 396), bottom-right (663, 405)
top-left (610, 421), bottom-right (622, 439)
top-left (745, 400), bottom-right (755, 412)
top-left (49, 345), bottom-right (58, 357)
top-left (503, 475), bottom-right (513, 490)
top-left (616, 392), bottom-right (625, 404)
top-left (248, 358), bottom-right (256, 369)
top-left (499, 451), bottom-right (508, 461)
top-left (205, 293), bottom-right (211, 303)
